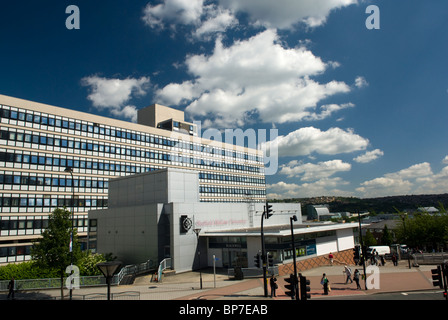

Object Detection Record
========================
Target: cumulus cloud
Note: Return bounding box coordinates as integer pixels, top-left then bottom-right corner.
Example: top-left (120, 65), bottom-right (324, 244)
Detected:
top-left (267, 177), bottom-right (351, 199)
top-left (356, 161), bottom-right (448, 197)
top-left (280, 159), bottom-right (351, 180)
top-left (265, 126), bottom-right (368, 157)
top-left (142, 0), bottom-right (205, 29)
top-left (354, 76), bottom-right (368, 88)
top-left (220, 0), bottom-right (357, 29)
top-left (142, 0), bottom-right (237, 40)
top-left (81, 75), bottom-right (150, 122)
top-left (193, 6), bottom-right (238, 40)
top-left (142, 0), bottom-right (357, 39)
top-left (353, 149), bottom-right (384, 163)
top-left (156, 29), bottom-right (352, 127)
top-left (443, 155), bottom-right (448, 164)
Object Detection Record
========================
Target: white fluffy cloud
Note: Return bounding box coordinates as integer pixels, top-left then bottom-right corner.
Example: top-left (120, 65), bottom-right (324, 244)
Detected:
top-left (443, 155), bottom-right (448, 164)
top-left (142, 0), bottom-right (205, 29)
top-left (354, 76), bottom-right (368, 88)
top-left (267, 126), bottom-right (368, 157)
top-left (156, 29), bottom-right (352, 127)
top-left (357, 161), bottom-right (448, 197)
top-left (81, 75), bottom-right (150, 122)
top-left (353, 149), bottom-right (384, 163)
top-left (267, 177), bottom-right (351, 199)
top-left (142, 0), bottom-right (357, 39)
top-left (280, 159), bottom-right (351, 180)
top-left (220, 0), bottom-right (357, 29)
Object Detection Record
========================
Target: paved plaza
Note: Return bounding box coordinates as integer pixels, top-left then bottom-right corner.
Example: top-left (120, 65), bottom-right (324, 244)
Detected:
top-left (0, 260), bottom-right (442, 301)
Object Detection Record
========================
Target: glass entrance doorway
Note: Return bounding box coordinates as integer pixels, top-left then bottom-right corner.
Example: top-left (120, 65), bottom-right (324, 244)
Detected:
top-left (222, 249), bottom-right (248, 268)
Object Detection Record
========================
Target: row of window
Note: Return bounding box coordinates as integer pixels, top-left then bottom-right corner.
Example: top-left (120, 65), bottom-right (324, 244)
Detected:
top-left (0, 173), bottom-right (109, 189)
top-left (199, 186), bottom-right (266, 196)
top-left (0, 216), bottom-right (87, 232)
top-left (199, 172), bottom-right (264, 185)
top-left (0, 106), bottom-right (262, 163)
top-left (0, 196), bottom-right (108, 209)
top-left (0, 128), bottom-right (262, 173)
top-left (0, 150), bottom-right (265, 188)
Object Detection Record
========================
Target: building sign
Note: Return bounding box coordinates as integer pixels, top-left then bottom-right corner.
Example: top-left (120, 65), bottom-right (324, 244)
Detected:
top-left (180, 215), bottom-right (192, 233)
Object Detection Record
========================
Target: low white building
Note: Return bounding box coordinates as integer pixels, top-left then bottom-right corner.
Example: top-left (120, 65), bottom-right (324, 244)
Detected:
top-left (88, 168), bottom-right (358, 273)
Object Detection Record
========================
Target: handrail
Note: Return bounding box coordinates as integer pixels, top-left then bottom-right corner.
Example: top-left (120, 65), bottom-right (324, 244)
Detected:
top-left (115, 259), bottom-right (154, 285)
top-left (0, 259), bottom-right (155, 291)
top-left (156, 258), bottom-right (172, 282)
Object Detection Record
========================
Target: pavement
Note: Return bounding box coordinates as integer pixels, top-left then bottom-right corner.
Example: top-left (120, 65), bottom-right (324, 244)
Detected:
top-left (0, 260), bottom-right (442, 301)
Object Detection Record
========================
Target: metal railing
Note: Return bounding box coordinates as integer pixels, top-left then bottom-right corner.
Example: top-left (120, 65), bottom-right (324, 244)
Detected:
top-left (156, 258), bottom-right (172, 282)
top-left (0, 259), bottom-right (155, 292)
top-left (115, 259), bottom-right (154, 284)
top-left (412, 252), bottom-right (448, 266)
top-left (72, 291), bottom-right (141, 300)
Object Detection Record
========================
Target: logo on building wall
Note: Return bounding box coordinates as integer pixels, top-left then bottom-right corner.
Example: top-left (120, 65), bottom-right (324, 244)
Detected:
top-left (180, 215), bottom-right (193, 233)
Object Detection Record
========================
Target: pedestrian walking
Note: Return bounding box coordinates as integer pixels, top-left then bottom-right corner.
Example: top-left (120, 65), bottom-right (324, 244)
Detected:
top-left (344, 265), bottom-right (353, 284)
top-left (321, 273), bottom-right (330, 295)
top-left (392, 253), bottom-right (398, 266)
top-left (7, 277), bottom-right (15, 299)
top-left (329, 252), bottom-right (334, 265)
top-left (269, 274), bottom-right (277, 298)
top-left (353, 269), bottom-right (361, 289)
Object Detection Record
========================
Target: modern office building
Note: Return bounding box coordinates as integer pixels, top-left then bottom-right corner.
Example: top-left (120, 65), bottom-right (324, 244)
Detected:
top-left (89, 168), bottom-right (358, 273)
top-left (0, 94), bottom-right (266, 265)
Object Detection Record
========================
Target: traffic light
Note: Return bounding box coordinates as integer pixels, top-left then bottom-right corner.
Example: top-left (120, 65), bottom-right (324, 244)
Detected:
top-left (265, 201), bottom-right (273, 219)
top-left (431, 266), bottom-right (443, 289)
top-left (267, 253), bottom-right (274, 267)
top-left (254, 253), bottom-right (261, 268)
top-left (284, 274), bottom-right (297, 300)
top-left (299, 274), bottom-right (311, 300)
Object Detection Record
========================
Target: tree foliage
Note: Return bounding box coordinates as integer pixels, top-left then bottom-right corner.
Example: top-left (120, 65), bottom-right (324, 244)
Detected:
top-left (30, 207), bottom-right (82, 297)
top-left (395, 210), bottom-right (448, 251)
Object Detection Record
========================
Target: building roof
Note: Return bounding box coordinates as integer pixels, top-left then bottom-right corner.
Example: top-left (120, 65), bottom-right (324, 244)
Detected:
top-left (202, 222), bottom-right (358, 237)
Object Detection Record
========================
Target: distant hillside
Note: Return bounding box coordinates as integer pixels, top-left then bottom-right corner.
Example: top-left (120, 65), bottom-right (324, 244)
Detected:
top-left (269, 193), bottom-right (448, 214)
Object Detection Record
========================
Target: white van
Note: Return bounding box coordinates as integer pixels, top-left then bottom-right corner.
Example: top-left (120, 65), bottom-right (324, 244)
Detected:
top-left (367, 246), bottom-right (391, 256)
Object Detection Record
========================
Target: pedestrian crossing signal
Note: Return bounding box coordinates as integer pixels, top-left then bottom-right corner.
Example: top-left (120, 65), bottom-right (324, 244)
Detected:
top-left (431, 266), bottom-right (443, 289)
top-left (299, 274), bottom-right (311, 300)
top-left (284, 274), bottom-right (297, 300)
top-left (254, 253), bottom-right (261, 268)
top-left (265, 201), bottom-right (273, 219)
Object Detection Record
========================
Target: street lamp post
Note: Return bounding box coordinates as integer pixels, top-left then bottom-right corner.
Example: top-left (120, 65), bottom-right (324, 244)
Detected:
top-left (289, 215), bottom-right (299, 301)
top-left (97, 261), bottom-right (122, 300)
top-left (400, 213), bottom-right (411, 269)
top-left (357, 212), bottom-right (368, 290)
top-left (193, 228), bottom-right (203, 289)
top-left (64, 167), bottom-right (75, 300)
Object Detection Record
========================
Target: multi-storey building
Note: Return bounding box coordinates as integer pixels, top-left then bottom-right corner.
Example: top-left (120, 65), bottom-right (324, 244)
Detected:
top-left (0, 94), bottom-right (266, 265)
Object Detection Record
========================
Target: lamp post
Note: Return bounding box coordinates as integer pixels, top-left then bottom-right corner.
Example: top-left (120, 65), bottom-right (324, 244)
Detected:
top-left (97, 261), bottom-right (122, 300)
top-left (400, 213), bottom-right (411, 269)
top-left (64, 166), bottom-right (75, 300)
top-left (289, 215), bottom-right (299, 300)
top-left (193, 228), bottom-right (202, 289)
top-left (357, 212), bottom-right (368, 290)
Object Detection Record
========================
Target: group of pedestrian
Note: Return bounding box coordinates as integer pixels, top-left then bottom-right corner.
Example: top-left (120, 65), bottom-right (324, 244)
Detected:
top-left (344, 265), bottom-right (362, 290)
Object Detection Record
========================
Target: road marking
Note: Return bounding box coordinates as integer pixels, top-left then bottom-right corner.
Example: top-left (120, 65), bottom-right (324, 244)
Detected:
top-left (401, 292), bottom-right (408, 295)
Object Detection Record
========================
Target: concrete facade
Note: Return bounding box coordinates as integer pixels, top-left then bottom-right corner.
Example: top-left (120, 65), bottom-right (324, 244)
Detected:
top-left (89, 168), bottom-right (358, 273)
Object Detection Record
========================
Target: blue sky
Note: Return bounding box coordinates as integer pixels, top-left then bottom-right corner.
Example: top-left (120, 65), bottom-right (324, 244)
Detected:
top-left (1, 0), bottom-right (447, 199)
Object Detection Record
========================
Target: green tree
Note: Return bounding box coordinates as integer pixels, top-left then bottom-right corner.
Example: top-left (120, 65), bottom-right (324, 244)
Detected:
top-left (364, 230), bottom-right (377, 247)
top-left (381, 225), bottom-right (393, 246)
top-left (31, 207), bottom-right (82, 299)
